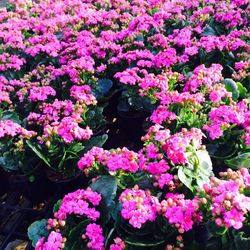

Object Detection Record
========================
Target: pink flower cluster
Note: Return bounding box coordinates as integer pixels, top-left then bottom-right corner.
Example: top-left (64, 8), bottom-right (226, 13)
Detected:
top-left (202, 169), bottom-right (250, 230)
top-left (85, 223), bottom-right (105, 250)
top-left (78, 147), bottom-right (140, 174)
top-left (150, 105), bottom-right (176, 125)
top-left (0, 120), bottom-right (36, 139)
top-left (55, 188), bottom-right (101, 221)
top-left (184, 64), bottom-right (223, 93)
top-left (43, 117), bottom-right (93, 144)
top-left (28, 86), bottom-right (56, 102)
top-left (162, 128), bottom-right (204, 165)
top-left (35, 188), bottom-right (104, 250)
top-left (106, 148), bottom-right (139, 173)
top-left (70, 85), bottom-right (97, 105)
top-left (119, 187), bottom-right (159, 228)
top-left (110, 238), bottom-right (126, 250)
top-left (161, 194), bottom-right (202, 233)
top-left (36, 231), bottom-right (65, 250)
top-left (203, 100), bottom-right (250, 144)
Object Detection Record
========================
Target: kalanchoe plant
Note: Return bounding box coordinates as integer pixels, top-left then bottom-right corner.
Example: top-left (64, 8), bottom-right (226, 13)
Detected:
top-left (0, 118), bottom-right (38, 173)
top-left (29, 167), bottom-right (250, 250)
top-left (0, 0), bottom-right (249, 248)
top-left (0, 0), bottom-right (249, 174)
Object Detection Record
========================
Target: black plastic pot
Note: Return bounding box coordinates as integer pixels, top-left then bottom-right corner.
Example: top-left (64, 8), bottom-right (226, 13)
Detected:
top-left (0, 169), bottom-right (9, 196)
top-left (6, 170), bottom-right (53, 204)
top-left (117, 111), bottom-right (147, 150)
top-left (45, 169), bottom-right (90, 196)
top-left (23, 170), bottom-right (53, 204)
top-left (194, 223), bottom-right (209, 247)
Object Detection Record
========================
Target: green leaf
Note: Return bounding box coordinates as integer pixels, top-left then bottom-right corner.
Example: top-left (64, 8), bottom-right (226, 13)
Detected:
top-left (29, 175), bottom-right (35, 182)
top-left (70, 240), bottom-right (82, 250)
top-left (95, 79), bottom-right (113, 97)
top-left (26, 141), bottom-right (51, 168)
top-left (67, 220), bottom-right (91, 243)
top-left (53, 199), bottom-right (62, 213)
top-left (105, 228), bottom-right (115, 248)
top-left (206, 222), bottom-right (227, 237)
top-left (178, 166), bottom-right (194, 191)
top-left (111, 203), bottom-right (122, 222)
top-left (207, 143), bottom-right (239, 160)
top-left (185, 241), bottom-right (200, 250)
top-left (236, 82), bottom-right (247, 98)
top-left (0, 154), bottom-right (19, 171)
top-left (202, 26), bottom-right (217, 37)
top-left (196, 150), bottom-right (213, 189)
top-left (27, 219), bottom-right (49, 247)
top-left (90, 176), bottom-right (117, 224)
top-left (0, 111), bottom-right (21, 124)
top-left (222, 78), bottom-right (239, 101)
top-left (225, 153), bottom-right (250, 169)
top-left (125, 235), bottom-right (165, 247)
top-left (84, 134), bottom-right (108, 152)
top-left (68, 142), bottom-right (85, 154)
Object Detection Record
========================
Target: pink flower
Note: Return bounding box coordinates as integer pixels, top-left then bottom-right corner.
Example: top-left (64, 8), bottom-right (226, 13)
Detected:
top-left (29, 86), bottom-right (56, 102)
top-left (119, 188), bottom-right (159, 228)
top-left (106, 148), bottom-right (139, 173)
top-left (162, 195), bottom-right (202, 233)
top-left (35, 231), bottom-right (64, 250)
top-left (202, 172), bottom-right (250, 230)
top-left (44, 117), bottom-right (92, 143)
top-left (157, 173), bottom-right (174, 189)
top-left (70, 85), bottom-right (96, 105)
top-left (0, 120), bottom-right (36, 139)
top-left (85, 223), bottom-right (105, 250)
top-left (150, 105), bottom-right (176, 124)
top-left (163, 128), bottom-right (203, 165)
top-left (55, 188), bottom-right (101, 221)
top-left (110, 238), bottom-right (126, 250)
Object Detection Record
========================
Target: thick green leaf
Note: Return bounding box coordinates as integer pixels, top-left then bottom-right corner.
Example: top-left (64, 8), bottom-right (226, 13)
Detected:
top-left (128, 96), bottom-right (144, 111)
top-left (206, 222), bottom-right (227, 237)
top-left (207, 143), bottom-right (239, 160)
top-left (178, 166), bottom-right (194, 191)
top-left (0, 154), bottom-right (19, 171)
top-left (111, 203), bottom-right (122, 222)
top-left (125, 235), bottom-right (165, 247)
top-left (225, 153), bottom-right (250, 169)
top-left (90, 176), bottom-right (117, 224)
top-left (84, 134), bottom-right (108, 152)
top-left (26, 141), bottom-right (51, 167)
top-left (95, 79), bottom-right (113, 97)
top-left (53, 199), bottom-right (62, 212)
top-left (105, 228), bottom-right (115, 248)
top-left (27, 219), bottom-right (49, 247)
top-left (0, 111), bottom-right (21, 124)
top-left (68, 142), bottom-right (85, 154)
top-left (196, 150), bottom-right (213, 189)
top-left (70, 240), bottom-right (82, 250)
top-left (185, 241), bottom-right (200, 250)
top-left (222, 78), bottom-right (239, 101)
top-left (178, 150), bottom-right (213, 191)
top-left (67, 220), bottom-right (91, 243)
top-left (202, 26), bottom-right (217, 37)
top-left (236, 82), bottom-right (247, 98)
